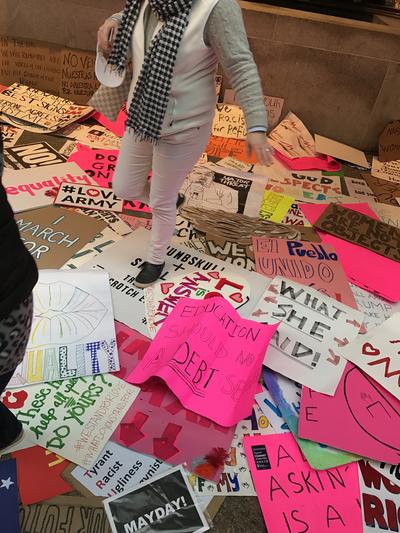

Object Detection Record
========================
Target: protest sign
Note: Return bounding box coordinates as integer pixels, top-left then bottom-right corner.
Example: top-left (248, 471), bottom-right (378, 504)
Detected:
top-left (71, 441), bottom-right (169, 499)
top-left (182, 162), bottom-right (265, 217)
top-left (359, 461), bottom-right (400, 532)
top-left (112, 320), bottom-right (236, 482)
top-left (252, 238), bottom-right (357, 307)
top-left (372, 203), bottom-right (400, 228)
top-left (2, 162), bottom-right (96, 213)
top-left (244, 433), bottom-right (362, 533)
top-left (9, 270), bottom-right (118, 387)
top-left (344, 176), bottom-right (377, 201)
top-left (55, 183), bottom-right (123, 212)
top-left (93, 105), bottom-right (127, 137)
top-left (3, 141), bottom-right (67, 169)
top-left (190, 404), bottom-right (276, 497)
top-left (128, 297), bottom-right (278, 426)
top-left (84, 227), bottom-right (268, 336)
top-left (0, 83), bottom-right (92, 133)
top-left (259, 191), bottom-right (294, 222)
top-left (314, 203), bottom-right (400, 263)
top-left (301, 202), bottom-right (400, 301)
top-left (3, 374), bottom-right (139, 468)
top-left (379, 120), bottom-right (400, 162)
top-left (223, 89), bottom-right (284, 129)
top-left (281, 203), bottom-right (311, 226)
top-left (268, 112), bottom-right (316, 158)
top-left (212, 104), bottom-right (246, 140)
top-left (14, 130), bottom-right (76, 158)
top-left (15, 206), bottom-right (106, 268)
top-left (0, 459), bottom-right (20, 533)
top-left (75, 209), bottom-right (132, 236)
top-left (298, 363), bottom-right (400, 463)
top-left (62, 228), bottom-right (123, 270)
top-left (68, 145), bottom-right (119, 188)
top-left (340, 314), bottom-right (400, 399)
top-left (65, 124), bottom-right (121, 151)
top-left (104, 466), bottom-right (209, 533)
top-left (255, 387), bottom-right (290, 434)
top-left (351, 284), bottom-right (400, 331)
top-left (19, 497), bottom-right (112, 533)
top-left (372, 156), bottom-right (400, 184)
top-left (12, 446), bottom-right (71, 504)
top-left (215, 156), bottom-right (253, 173)
top-left (263, 369), bottom-right (359, 470)
top-left (205, 136), bottom-right (253, 163)
top-left (315, 134), bottom-right (369, 168)
top-left (363, 173), bottom-right (400, 206)
top-left (1, 124), bottom-right (23, 147)
top-left (251, 277), bottom-right (363, 394)
top-left (144, 270), bottom-right (251, 336)
top-left (367, 461), bottom-right (400, 489)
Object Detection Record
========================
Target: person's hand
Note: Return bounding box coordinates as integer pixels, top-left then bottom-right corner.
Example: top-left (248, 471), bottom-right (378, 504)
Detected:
top-left (97, 19), bottom-right (119, 58)
top-left (246, 132), bottom-right (275, 166)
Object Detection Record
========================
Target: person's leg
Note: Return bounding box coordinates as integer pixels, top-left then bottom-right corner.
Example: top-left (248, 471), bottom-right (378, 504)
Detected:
top-left (112, 130), bottom-right (154, 204)
top-left (147, 124), bottom-right (212, 265)
top-left (0, 370), bottom-right (22, 449)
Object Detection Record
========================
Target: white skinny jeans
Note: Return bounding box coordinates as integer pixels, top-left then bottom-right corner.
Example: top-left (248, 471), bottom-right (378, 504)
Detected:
top-left (113, 124), bottom-right (211, 264)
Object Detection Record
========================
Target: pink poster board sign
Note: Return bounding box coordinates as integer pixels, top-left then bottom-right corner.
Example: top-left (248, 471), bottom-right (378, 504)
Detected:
top-left (93, 107), bottom-right (127, 138)
top-left (300, 202), bottom-right (400, 302)
top-left (298, 363), bottom-right (400, 464)
top-left (112, 321), bottom-right (236, 482)
top-left (127, 297), bottom-right (279, 427)
top-left (244, 433), bottom-right (362, 533)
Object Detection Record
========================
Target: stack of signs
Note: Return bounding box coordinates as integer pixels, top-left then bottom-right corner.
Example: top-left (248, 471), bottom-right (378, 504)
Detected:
top-left (55, 183), bottom-right (124, 213)
top-left (144, 270), bottom-right (251, 336)
top-left (251, 276), bottom-right (363, 395)
top-left (9, 270), bottom-right (118, 387)
top-left (103, 466), bottom-right (209, 533)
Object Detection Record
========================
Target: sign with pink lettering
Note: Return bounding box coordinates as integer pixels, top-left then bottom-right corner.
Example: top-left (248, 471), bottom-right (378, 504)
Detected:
top-left (252, 237), bottom-right (357, 308)
top-left (244, 433), bottom-right (362, 533)
top-left (251, 277), bottom-right (363, 395)
top-left (112, 321), bottom-right (236, 482)
top-left (144, 270), bottom-right (251, 337)
top-left (298, 363), bottom-right (400, 463)
top-left (127, 298), bottom-right (278, 427)
top-left (3, 162), bottom-right (97, 213)
top-left (340, 314), bottom-right (400, 400)
top-left (55, 183), bottom-right (123, 212)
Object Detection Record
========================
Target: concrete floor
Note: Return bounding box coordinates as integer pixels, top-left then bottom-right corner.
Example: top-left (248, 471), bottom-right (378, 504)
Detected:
top-left (211, 498), bottom-right (267, 532)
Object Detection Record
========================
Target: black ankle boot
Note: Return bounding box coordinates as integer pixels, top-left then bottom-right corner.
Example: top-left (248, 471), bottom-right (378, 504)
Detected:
top-left (134, 262), bottom-right (165, 288)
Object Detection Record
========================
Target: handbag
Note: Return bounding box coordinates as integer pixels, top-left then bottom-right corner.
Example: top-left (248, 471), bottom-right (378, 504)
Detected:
top-left (89, 72), bottom-right (132, 121)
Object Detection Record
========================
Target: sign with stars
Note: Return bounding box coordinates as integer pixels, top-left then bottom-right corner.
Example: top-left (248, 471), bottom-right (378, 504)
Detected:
top-left (0, 458), bottom-right (20, 533)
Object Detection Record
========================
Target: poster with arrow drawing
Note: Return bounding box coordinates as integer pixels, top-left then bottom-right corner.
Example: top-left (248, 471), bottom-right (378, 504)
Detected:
top-left (251, 276), bottom-right (364, 395)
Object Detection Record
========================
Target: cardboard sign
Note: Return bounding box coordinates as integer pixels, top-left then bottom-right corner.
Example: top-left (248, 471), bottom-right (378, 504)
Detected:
top-left (251, 277), bottom-right (363, 395)
top-left (144, 270), bottom-right (251, 336)
top-left (12, 446), bottom-right (71, 504)
top-left (71, 441), bottom-right (169, 499)
top-left (0, 83), bottom-right (92, 133)
top-left (379, 120), bottom-right (400, 162)
top-left (84, 227), bottom-right (268, 337)
top-left (3, 141), bottom-right (68, 169)
top-left (75, 209), bottom-right (132, 236)
top-left (104, 466), bottom-right (209, 533)
top-left (263, 369), bottom-right (359, 470)
top-left (63, 228), bottom-right (123, 269)
top-left (112, 320), bottom-right (236, 482)
top-left (372, 203), bottom-right (400, 229)
top-left (216, 156), bottom-right (253, 173)
top-left (223, 89), bottom-right (284, 129)
top-left (301, 202), bottom-right (400, 302)
top-left (3, 374), bottom-right (139, 468)
top-left (181, 162), bottom-right (265, 217)
top-left (1, 124), bottom-right (23, 147)
top-left (281, 203), bottom-right (311, 226)
top-left (205, 136), bottom-right (253, 163)
top-left (128, 297), bottom-right (278, 427)
top-left (244, 433), bottom-right (362, 533)
top-left (252, 238), bottom-right (357, 307)
top-left (65, 124), bottom-right (121, 151)
top-left (68, 145), bottom-right (119, 188)
top-left (15, 130), bottom-right (76, 158)
top-left (363, 173), bottom-right (400, 206)
top-left (19, 498), bottom-right (112, 533)
top-left (315, 134), bottom-right (369, 168)
top-left (340, 314), bottom-right (400, 399)
top-left (359, 461), bottom-right (400, 532)
top-left (344, 176), bottom-right (376, 201)
top-left (371, 156), bottom-right (400, 184)
top-left (0, 459), bottom-right (20, 533)
top-left (314, 203), bottom-right (400, 263)
top-left (15, 206), bottom-right (106, 268)
top-left (3, 162), bottom-right (96, 213)
top-left (351, 284), bottom-right (400, 332)
top-left (298, 363), bottom-right (400, 463)
top-left (9, 270), bottom-right (118, 388)
top-left (212, 104), bottom-right (246, 140)
top-left (259, 191), bottom-right (294, 222)
top-left (55, 183), bottom-right (124, 212)
top-left (268, 112), bottom-right (316, 158)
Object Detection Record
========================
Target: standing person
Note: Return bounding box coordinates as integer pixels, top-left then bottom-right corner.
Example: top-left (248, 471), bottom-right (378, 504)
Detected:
top-left (97, 0), bottom-right (273, 287)
top-left (0, 132), bottom-right (38, 450)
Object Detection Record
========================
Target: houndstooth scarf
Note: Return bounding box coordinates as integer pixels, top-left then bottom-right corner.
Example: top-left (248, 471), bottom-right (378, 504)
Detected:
top-left (107, 0), bottom-right (194, 142)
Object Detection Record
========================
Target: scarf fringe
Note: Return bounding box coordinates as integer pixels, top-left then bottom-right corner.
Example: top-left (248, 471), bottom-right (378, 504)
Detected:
top-left (127, 126), bottom-right (160, 145)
